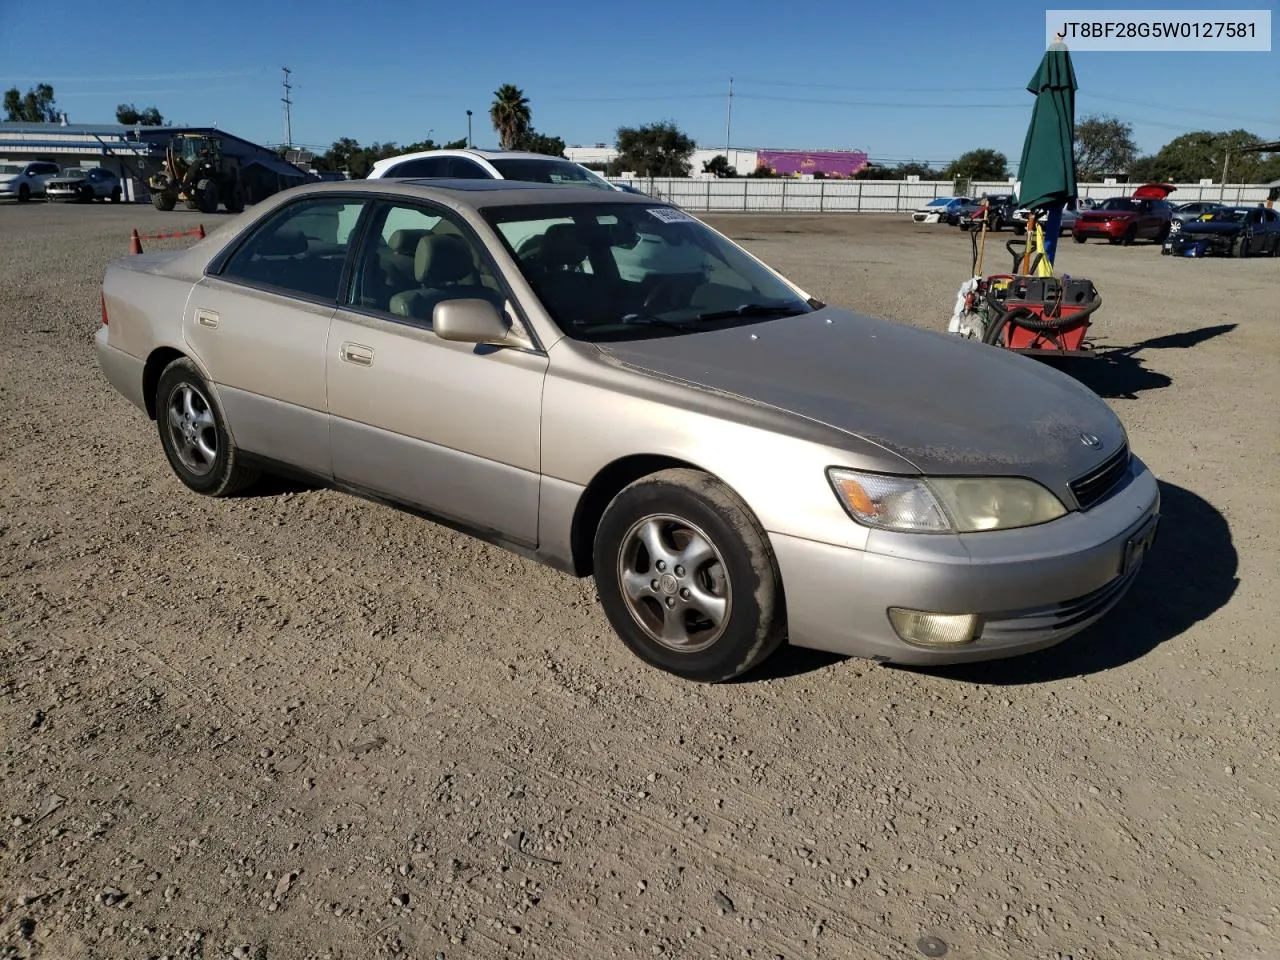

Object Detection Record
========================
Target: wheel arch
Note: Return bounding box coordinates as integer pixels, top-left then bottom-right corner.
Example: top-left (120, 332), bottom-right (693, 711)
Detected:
top-left (569, 454), bottom-right (743, 578)
top-left (142, 346), bottom-right (189, 420)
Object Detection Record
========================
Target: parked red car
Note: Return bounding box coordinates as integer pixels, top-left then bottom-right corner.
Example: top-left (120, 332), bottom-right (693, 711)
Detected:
top-left (1073, 183), bottom-right (1175, 245)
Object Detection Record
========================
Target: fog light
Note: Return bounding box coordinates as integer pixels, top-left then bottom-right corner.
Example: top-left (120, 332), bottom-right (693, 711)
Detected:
top-left (888, 608), bottom-right (980, 647)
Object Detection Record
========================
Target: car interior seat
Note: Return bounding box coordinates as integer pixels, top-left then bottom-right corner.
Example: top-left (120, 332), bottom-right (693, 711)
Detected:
top-left (388, 234), bottom-right (502, 323)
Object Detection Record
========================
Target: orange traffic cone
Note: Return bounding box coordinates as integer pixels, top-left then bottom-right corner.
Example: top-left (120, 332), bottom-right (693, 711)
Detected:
top-left (128, 229), bottom-right (143, 255)
top-left (196, 223), bottom-right (206, 239)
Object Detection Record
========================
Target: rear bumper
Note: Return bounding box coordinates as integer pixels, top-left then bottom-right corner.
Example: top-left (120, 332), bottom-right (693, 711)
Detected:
top-left (769, 456), bottom-right (1161, 665)
top-left (95, 328), bottom-right (148, 414)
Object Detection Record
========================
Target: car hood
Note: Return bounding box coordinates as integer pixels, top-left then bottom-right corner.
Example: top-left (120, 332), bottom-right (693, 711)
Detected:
top-left (1079, 209), bottom-right (1135, 220)
top-left (596, 307), bottom-right (1125, 482)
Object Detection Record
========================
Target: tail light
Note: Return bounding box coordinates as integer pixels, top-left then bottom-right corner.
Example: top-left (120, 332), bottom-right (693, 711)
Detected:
top-left (100, 289), bottom-right (109, 326)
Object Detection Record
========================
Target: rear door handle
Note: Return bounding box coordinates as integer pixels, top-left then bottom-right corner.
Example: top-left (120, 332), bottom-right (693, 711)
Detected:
top-left (340, 342), bottom-right (374, 366)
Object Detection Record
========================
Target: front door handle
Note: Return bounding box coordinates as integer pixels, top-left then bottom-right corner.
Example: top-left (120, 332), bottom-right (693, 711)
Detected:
top-left (340, 342), bottom-right (374, 366)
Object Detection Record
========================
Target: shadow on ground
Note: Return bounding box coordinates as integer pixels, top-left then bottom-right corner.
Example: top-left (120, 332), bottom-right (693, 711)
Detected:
top-left (748, 480), bottom-right (1235, 685)
top-left (1052, 322), bottom-right (1237, 399)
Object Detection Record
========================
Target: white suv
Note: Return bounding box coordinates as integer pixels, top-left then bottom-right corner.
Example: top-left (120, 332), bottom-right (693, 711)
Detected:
top-left (368, 149), bottom-right (615, 190)
top-left (0, 160), bottom-right (61, 202)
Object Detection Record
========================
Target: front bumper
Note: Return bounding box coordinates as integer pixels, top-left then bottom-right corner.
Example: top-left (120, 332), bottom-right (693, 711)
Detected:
top-left (1163, 233), bottom-right (1233, 257)
top-left (46, 185), bottom-right (86, 200)
top-left (1074, 220), bottom-right (1127, 240)
top-left (769, 455), bottom-right (1161, 665)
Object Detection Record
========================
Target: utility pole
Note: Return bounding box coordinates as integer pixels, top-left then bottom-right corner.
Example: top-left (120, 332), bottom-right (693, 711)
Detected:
top-left (467, 110), bottom-right (473, 148)
top-left (281, 66), bottom-right (293, 150)
top-left (724, 76), bottom-right (734, 166)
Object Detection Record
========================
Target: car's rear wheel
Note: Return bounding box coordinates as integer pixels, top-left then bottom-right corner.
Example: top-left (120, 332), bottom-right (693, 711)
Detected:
top-left (1232, 236), bottom-right (1249, 258)
top-left (110, 186), bottom-right (121, 203)
top-left (1120, 224), bottom-right (1137, 246)
top-left (593, 469), bottom-right (786, 683)
top-left (155, 358), bottom-right (259, 497)
top-left (1073, 234), bottom-right (1087, 243)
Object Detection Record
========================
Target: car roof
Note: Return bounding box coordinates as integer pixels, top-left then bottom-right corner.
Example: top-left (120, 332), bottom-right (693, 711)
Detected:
top-left (370, 148), bottom-right (583, 170)
top-left (273, 177), bottom-right (657, 210)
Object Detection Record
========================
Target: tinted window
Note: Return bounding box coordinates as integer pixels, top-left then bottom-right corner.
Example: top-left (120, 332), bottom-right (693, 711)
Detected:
top-left (447, 158), bottom-right (492, 179)
top-left (487, 157), bottom-right (615, 189)
top-left (220, 197), bottom-right (365, 301)
top-left (350, 200), bottom-right (505, 324)
top-left (387, 157), bottom-right (447, 178)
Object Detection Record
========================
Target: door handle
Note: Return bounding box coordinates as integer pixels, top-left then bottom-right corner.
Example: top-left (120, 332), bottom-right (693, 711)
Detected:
top-left (196, 309), bottom-right (219, 328)
top-left (340, 342), bottom-right (374, 366)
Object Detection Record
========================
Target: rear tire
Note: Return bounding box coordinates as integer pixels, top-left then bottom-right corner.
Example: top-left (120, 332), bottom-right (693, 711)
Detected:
top-left (1120, 224), bottom-right (1137, 246)
top-left (593, 469), bottom-right (786, 683)
top-left (153, 192), bottom-right (176, 211)
top-left (195, 179), bottom-right (219, 214)
top-left (155, 358), bottom-right (260, 497)
top-left (1073, 235), bottom-right (1086, 244)
top-left (110, 186), bottom-right (121, 203)
top-left (1232, 236), bottom-right (1249, 258)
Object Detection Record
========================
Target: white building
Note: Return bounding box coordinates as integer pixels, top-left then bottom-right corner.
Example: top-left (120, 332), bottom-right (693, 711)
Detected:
top-left (566, 144), bottom-right (760, 176)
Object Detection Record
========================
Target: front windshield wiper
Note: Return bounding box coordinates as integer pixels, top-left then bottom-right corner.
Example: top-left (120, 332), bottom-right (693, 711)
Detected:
top-left (694, 303), bottom-right (807, 323)
top-left (572, 313), bottom-right (688, 333)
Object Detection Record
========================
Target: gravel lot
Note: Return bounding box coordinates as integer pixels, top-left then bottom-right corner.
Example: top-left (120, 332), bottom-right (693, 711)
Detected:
top-left (2, 201), bottom-right (1277, 960)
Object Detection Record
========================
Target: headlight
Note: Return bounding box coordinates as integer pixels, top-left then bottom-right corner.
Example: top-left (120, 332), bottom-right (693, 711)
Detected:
top-left (827, 469), bottom-right (1066, 533)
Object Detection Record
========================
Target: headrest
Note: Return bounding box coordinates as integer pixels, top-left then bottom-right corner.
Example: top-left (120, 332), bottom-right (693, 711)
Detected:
top-left (540, 223), bottom-right (588, 269)
top-left (388, 228), bottom-right (431, 255)
top-left (258, 229), bottom-right (307, 256)
top-left (414, 234), bottom-right (474, 285)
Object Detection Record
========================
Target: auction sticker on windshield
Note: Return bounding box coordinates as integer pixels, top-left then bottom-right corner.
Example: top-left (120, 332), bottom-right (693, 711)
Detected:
top-left (647, 207), bottom-right (698, 224)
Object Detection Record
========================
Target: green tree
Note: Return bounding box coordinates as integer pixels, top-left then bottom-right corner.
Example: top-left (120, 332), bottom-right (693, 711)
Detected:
top-left (944, 148), bottom-right (1008, 181)
top-left (1073, 114), bottom-right (1137, 179)
top-left (442, 137), bottom-right (469, 150)
top-left (116, 103), bottom-right (165, 126)
top-left (702, 154), bottom-right (737, 177)
top-left (514, 129), bottom-right (566, 157)
top-left (894, 161), bottom-right (941, 180)
top-left (1127, 129), bottom-right (1280, 184)
top-left (490, 84), bottom-right (531, 151)
top-left (612, 121), bottom-right (696, 177)
top-left (3, 83), bottom-right (59, 122)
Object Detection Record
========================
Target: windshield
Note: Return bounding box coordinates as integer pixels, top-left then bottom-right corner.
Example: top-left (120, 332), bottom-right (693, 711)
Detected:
top-left (1099, 198), bottom-right (1141, 212)
top-left (484, 202), bottom-right (817, 342)
top-left (57, 169), bottom-right (87, 179)
top-left (488, 158), bottom-right (615, 190)
top-left (1206, 209), bottom-right (1250, 223)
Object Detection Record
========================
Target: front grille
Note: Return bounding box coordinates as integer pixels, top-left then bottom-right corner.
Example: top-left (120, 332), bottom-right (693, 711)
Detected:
top-left (979, 566), bottom-right (1141, 643)
top-left (1069, 444), bottom-right (1130, 510)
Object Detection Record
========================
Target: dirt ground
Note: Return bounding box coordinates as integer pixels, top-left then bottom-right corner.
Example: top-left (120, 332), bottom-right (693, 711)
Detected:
top-left (1, 201), bottom-right (1277, 960)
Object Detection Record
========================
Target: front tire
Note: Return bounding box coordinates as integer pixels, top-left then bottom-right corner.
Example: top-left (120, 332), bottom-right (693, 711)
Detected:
top-left (155, 358), bottom-right (259, 497)
top-left (1232, 236), bottom-right (1249, 258)
top-left (153, 192), bottom-right (176, 211)
top-left (18, 183), bottom-right (30, 202)
top-left (110, 186), bottom-right (121, 203)
top-left (593, 469), bottom-right (786, 683)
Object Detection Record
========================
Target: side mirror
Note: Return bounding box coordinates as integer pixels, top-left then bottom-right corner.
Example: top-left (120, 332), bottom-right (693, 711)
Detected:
top-left (433, 298), bottom-right (512, 345)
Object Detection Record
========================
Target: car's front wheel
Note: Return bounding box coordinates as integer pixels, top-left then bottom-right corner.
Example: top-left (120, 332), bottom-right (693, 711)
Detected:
top-left (593, 469), bottom-right (786, 682)
top-left (155, 358), bottom-right (259, 497)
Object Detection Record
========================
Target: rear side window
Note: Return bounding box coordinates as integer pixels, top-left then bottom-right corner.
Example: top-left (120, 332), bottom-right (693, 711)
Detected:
top-left (219, 197), bottom-right (366, 302)
top-left (386, 157), bottom-right (447, 178)
top-left (447, 158), bottom-right (492, 179)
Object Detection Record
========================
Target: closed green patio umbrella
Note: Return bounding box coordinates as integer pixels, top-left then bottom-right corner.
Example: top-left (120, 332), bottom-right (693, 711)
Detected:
top-left (1016, 40), bottom-right (1078, 267)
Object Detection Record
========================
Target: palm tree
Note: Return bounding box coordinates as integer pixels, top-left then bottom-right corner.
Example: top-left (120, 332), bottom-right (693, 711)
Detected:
top-left (489, 84), bottom-right (531, 151)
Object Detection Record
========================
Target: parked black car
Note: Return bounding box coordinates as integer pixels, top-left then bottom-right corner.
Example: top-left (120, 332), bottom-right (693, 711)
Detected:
top-left (957, 193), bottom-right (1017, 231)
top-left (1162, 206), bottom-right (1280, 257)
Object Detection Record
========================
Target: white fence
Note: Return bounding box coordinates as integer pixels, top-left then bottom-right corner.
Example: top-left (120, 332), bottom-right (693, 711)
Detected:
top-left (607, 178), bottom-right (1274, 214)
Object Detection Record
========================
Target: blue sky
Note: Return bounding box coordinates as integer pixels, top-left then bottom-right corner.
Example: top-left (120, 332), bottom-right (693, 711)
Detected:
top-left (2, 0), bottom-right (1274, 169)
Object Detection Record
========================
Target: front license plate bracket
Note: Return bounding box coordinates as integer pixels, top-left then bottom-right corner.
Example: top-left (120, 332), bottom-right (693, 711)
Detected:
top-left (1121, 515), bottom-right (1159, 576)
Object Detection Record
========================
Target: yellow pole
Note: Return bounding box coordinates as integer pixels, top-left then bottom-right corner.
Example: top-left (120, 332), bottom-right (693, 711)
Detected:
top-left (1020, 213), bottom-right (1037, 273)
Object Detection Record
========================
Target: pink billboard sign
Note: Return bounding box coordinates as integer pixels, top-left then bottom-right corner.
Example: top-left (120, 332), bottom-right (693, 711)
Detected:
top-left (756, 149), bottom-right (870, 178)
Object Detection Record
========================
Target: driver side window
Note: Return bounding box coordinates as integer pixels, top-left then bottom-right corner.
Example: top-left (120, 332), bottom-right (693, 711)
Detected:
top-left (351, 201), bottom-right (505, 325)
